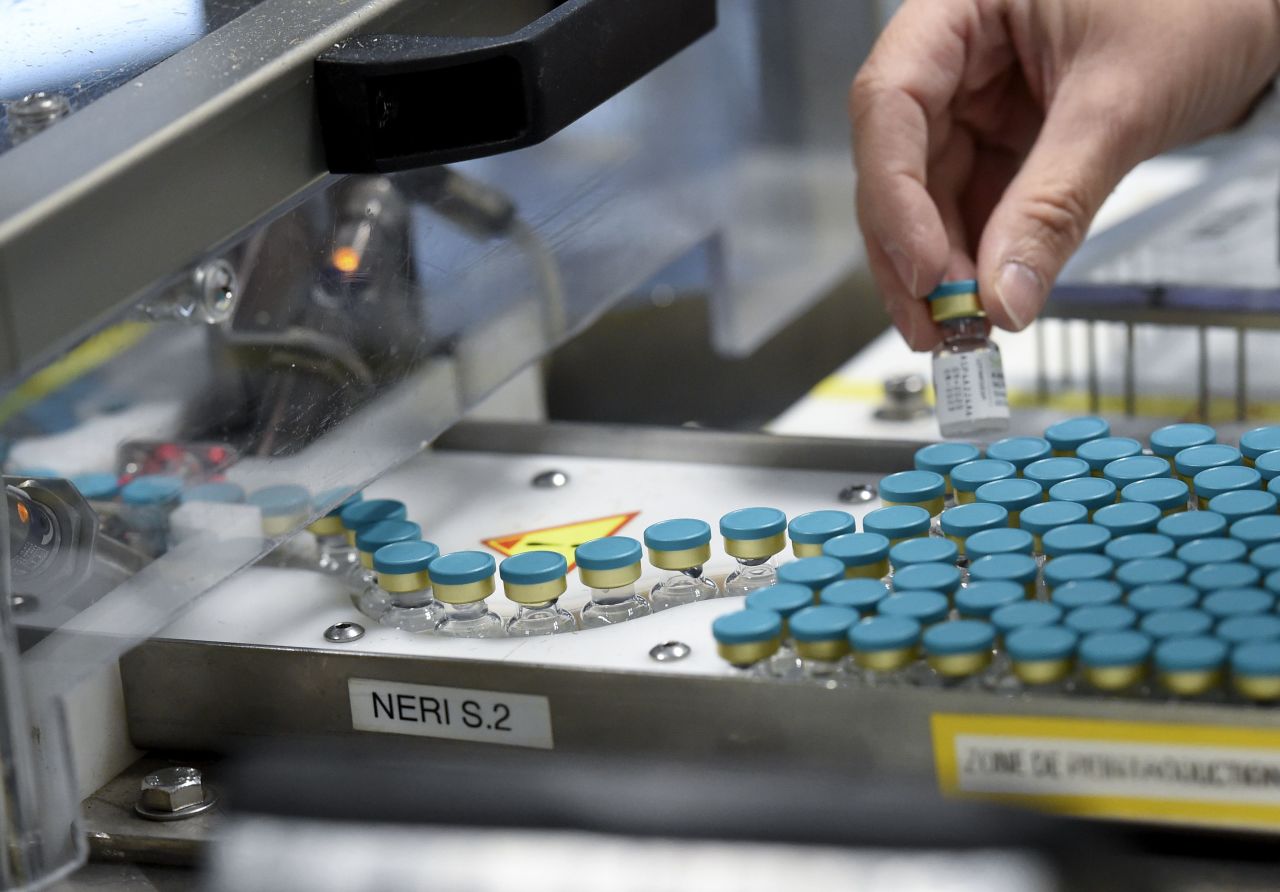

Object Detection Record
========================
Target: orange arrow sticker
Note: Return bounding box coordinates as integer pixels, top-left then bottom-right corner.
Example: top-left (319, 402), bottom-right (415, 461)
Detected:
top-left (482, 512), bottom-right (639, 570)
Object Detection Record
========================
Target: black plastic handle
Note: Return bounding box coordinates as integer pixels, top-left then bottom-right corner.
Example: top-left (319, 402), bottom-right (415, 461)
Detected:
top-left (315, 0), bottom-right (717, 173)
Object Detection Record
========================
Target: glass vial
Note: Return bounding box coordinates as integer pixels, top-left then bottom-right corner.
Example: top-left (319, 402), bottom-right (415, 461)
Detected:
top-left (371, 540), bottom-right (445, 631)
top-left (576, 536), bottom-right (652, 627)
top-left (429, 551), bottom-right (504, 638)
top-left (927, 280), bottom-right (1009, 438)
top-left (644, 519), bottom-right (720, 611)
top-left (720, 507), bottom-right (787, 597)
top-left (501, 551), bottom-right (576, 636)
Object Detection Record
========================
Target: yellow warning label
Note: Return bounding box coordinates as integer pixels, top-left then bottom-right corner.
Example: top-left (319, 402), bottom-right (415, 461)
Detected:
top-left (932, 713), bottom-right (1280, 832)
top-left (483, 512), bottom-right (639, 569)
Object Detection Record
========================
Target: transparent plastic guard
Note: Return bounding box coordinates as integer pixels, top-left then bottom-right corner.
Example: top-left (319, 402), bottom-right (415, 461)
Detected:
top-left (0, 3), bottom-right (870, 885)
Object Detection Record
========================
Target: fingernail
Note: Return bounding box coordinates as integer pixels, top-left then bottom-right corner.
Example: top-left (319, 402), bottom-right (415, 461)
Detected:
top-left (884, 244), bottom-right (918, 296)
top-left (994, 261), bottom-right (1043, 330)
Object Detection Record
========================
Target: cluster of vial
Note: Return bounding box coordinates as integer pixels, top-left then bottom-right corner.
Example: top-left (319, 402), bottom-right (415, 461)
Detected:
top-left (713, 417), bottom-right (1280, 704)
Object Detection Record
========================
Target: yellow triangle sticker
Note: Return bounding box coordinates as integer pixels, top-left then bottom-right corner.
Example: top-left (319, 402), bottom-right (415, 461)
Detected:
top-left (482, 512), bottom-right (639, 570)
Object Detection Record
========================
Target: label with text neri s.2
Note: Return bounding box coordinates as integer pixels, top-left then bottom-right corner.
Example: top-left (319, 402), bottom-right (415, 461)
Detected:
top-left (349, 678), bottom-right (553, 749)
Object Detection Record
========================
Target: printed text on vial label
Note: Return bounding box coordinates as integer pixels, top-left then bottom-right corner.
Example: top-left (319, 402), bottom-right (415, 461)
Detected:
top-left (934, 351), bottom-right (1008, 427)
top-left (348, 678), bottom-right (554, 749)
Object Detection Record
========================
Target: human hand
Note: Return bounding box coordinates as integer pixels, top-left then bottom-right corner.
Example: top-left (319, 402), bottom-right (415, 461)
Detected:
top-left (851, 0), bottom-right (1280, 349)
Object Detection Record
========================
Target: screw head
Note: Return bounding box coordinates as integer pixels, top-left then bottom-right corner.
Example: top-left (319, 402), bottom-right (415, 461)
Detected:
top-left (649, 641), bottom-right (691, 662)
top-left (839, 483), bottom-right (877, 504)
top-left (324, 621), bottom-right (365, 642)
top-left (531, 470), bottom-right (569, 488)
top-left (135, 766), bottom-right (215, 820)
top-left (196, 259), bottom-right (237, 322)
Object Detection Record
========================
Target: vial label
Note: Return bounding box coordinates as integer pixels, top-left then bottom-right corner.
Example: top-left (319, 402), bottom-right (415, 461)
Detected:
top-left (933, 350), bottom-right (1008, 432)
top-left (348, 678), bottom-right (553, 749)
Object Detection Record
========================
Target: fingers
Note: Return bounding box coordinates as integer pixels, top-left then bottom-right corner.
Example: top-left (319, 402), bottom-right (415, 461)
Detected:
top-left (976, 87), bottom-right (1145, 331)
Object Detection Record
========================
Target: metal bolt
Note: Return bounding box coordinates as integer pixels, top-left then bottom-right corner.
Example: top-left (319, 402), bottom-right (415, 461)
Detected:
top-left (7, 92), bottom-right (70, 144)
top-left (531, 470), bottom-right (569, 488)
top-left (324, 621), bottom-right (365, 643)
top-left (9, 594), bottom-right (36, 612)
top-left (874, 373), bottom-right (932, 421)
top-left (649, 641), bottom-right (691, 662)
top-left (839, 483), bottom-right (877, 504)
top-left (135, 766), bottom-right (216, 821)
top-left (194, 259), bottom-right (238, 323)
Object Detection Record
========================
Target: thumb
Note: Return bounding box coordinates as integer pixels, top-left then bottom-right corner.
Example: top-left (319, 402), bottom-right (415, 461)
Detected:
top-left (977, 91), bottom-right (1144, 331)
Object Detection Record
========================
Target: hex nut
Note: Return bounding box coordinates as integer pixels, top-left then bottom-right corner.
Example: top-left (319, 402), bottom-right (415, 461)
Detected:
top-left (139, 767), bottom-right (205, 814)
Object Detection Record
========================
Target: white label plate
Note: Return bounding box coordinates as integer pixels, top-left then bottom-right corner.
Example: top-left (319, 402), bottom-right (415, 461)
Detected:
top-left (348, 678), bottom-right (553, 749)
top-left (934, 350), bottom-right (1008, 429)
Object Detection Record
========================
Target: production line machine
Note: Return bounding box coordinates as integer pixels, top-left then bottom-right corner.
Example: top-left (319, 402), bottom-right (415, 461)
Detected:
top-left (7, 1), bottom-right (1280, 890)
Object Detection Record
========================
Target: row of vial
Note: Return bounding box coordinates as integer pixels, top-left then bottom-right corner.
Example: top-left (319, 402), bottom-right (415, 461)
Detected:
top-left (713, 418), bottom-right (1280, 700)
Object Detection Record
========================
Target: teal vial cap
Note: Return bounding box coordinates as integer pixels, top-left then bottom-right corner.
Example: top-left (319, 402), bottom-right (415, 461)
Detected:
top-left (1209, 489), bottom-right (1277, 522)
top-left (356, 520), bottom-right (421, 553)
top-left (820, 579), bottom-right (889, 612)
top-left (247, 484), bottom-right (311, 518)
top-left (1189, 562), bottom-right (1260, 592)
top-left (183, 481), bottom-right (246, 504)
top-left (341, 498), bottom-right (407, 531)
top-left (788, 510), bottom-right (856, 544)
top-left (500, 550), bottom-right (568, 585)
top-left (1193, 465), bottom-right (1261, 502)
top-left (1079, 630), bottom-right (1151, 667)
top-left (1232, 641), bottom-right (1280, 678)
top-left (374, 540), bottom-right (440, 575)
top-left (923, 619), bottom-right (995, 656)
top-left (939, 502), bottom-right (1008, 538)
top-left (879, 470), bottom-right (946, 504)
top-left (789, 605), bottom-right (861, 642)
top-left (849, 615), bottom-right (921, 651)
top-left (1052, 579), bottom-right (1124, 610)
top-left (863, 507), bottom-right (930, 540)
top-left (71, 472), bottom-right (121, 501)
top-left (777, 555), bottom-right (845, 590)
top-left (1217, 613), bottom-right (1280, 645)
top-left (576, 536), bottom-right (642, 570)
top-left (1044, 416), bottom-right (1110, 452)
top-left (1257, 546), bottom-right (1280, 573)
top-left (1044, 553), bottom-right (1115, 589)
top-left (1201, 586), bottom-right (1274, 617)
top-left (879, 590), bottom-right (949, 625)
top-left (1042, 523), bottom-right (1111, 557)
top-left (1174, 443), bottom-right (1242, 478)
top-left (1024, 457), bottom-right (1090, 489)
top-left (1077, 437), bottom-right (1143, 472)
top-left (1090, 501), bottom-right (1162, 534)
top-left (1150, 423), bottom-right (1216, 458)
top-left (1006, 625), bottom-right (1078, 662)
top-left (1127, 583), bottom-right (1199, 614)
top-left (991, 600), bottom-right (1062, 635)
top-left (914, 442), bottom-right (981, 476)
top-left (1019, 500), bottom-right (1088, 535)
top-left (889, 536), bottom-right (957, 568)
top-left (1049, 477), bottom-right (1117, 512)
top-left (975, 477), bottom-right (1044, 512)
top-left (927, 278), bottom-right (979, 299)
top-left (1066, 604), bottom-right (1137, 635)
top-left (644, 518), bottom-right (711, 551)
top-left (1240, 426), bottom-right (1280, 461)
top-left (955, 581), bottom-right (1024, 618)
top-left (822, 532), bottom-right (890, 567)
top-left (1255, 450), bottom-right (1280, 481)
top-left (965, 528), bottom-right (1034, 560)
top-left (1103, 455), bottom-right (1172, 488)
top-left (720, 507), bottom-right (786, 541)
top-left (986, 436), bottom-right (1051, 471)
top-left (746, 583), bottom-right (814, 619)
top-left (712, 609), bottom-right (782, 646)
top-left (1115, 558), bottom-right (1188, 589)
top-left (121, 474), bottom-right (184, 506)
top-left (1104, 533), bottom-right (1175, 563)
top-left (1231, 515), bottom-right (1280, 549)
top-left (951, 460), bottom-right (1016, 494)
top-left (1140, 608), bottom-right (1213, 640)
top-left (314, 486), bottom-right (361, 517)
top-left (1176, 536), bottom-right (1246, 567)
top-left (1157, 510), bottom-right (1227, 545)
top-left (1155, 636), bottom-right (1227, 672)
top-left (892, 562), bottom-right (962, 596)
top-left (428, 550), bottom-right (496, 586)
top-left (969, 553), bottom-right (1038, 585)
top-left (1119, 478), bottom-right (1189, 513)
